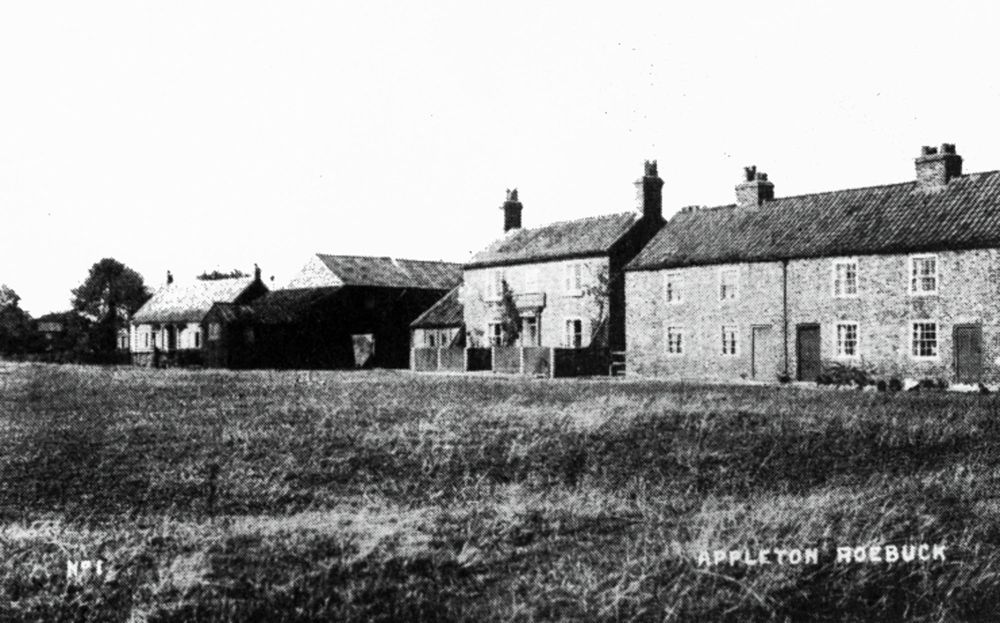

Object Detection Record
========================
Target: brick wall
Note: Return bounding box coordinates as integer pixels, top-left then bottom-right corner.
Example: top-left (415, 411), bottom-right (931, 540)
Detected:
top-left (626, 248), bottom-right (1000, 383)
top-left (462, 257), bottom-right (609, 349)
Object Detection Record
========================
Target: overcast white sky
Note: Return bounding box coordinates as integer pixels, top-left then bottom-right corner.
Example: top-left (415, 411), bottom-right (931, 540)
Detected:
top-left (3, 1), bottom-right (1000, 315)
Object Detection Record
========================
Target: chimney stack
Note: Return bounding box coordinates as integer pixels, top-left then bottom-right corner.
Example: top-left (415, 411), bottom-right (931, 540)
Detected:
top-left (735, 165), bottom-right (775, 208)
top-left (915, 143), bottom-right (962, 190)
top-left (166, 270), bottom-right (173, 285)
top-left (254, 263), bottom-right (261, 282)
top-left (501, 188), bottom-right (522, 232)
top-left (635, 160), bottom-right (664, 223)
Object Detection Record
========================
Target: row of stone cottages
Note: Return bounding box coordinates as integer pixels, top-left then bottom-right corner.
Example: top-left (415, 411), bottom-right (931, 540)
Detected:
top-left (131, 142), bottom-right (1000, 383)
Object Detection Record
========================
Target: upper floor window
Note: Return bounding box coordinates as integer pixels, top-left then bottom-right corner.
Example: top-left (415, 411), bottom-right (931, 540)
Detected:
top-left (208, 323), bottom-right (221, 341)
top-left (836, 322), bottom-right (859, 357)
top-left (564, 318), bottom-right (584, 348)
top-left (565, 263), bottom-right (584, 295)
top-left (832, 259), bottom-right (858, 297)
top-left (910, 255), bottom-right (938, 295)
top-left (666, 326), bottom-right (684, 355)
top-left (912, 321), bottom-right (938, 358)
top-left (719, 268), bottom-right (738, 301)
top-left (664, 272), bottom-right (684, 304)
top-left (486, 270), bottom-right (504, 300)
top-left (721, 325), bottom-right (738, 356)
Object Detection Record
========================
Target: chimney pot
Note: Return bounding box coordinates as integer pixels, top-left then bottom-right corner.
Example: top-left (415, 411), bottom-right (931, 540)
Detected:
top-left (916, 142), bottom-right (962, 189)
top-left (166, 270), bottom-right (173, 285)
top-left (735, 165), bottom-right (774, 208)
top-left (501, 188), bottom-right (523, 232)
top-left (638, 160), bottom-right (664, 223)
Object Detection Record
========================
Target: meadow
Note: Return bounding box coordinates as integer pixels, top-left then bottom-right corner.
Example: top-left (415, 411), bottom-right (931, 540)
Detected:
top-left (0, 362), bottom-right (999, 621)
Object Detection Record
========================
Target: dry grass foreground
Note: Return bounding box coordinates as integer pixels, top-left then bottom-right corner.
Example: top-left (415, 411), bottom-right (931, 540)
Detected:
top-left (0, 362), bottom-right (999, 621)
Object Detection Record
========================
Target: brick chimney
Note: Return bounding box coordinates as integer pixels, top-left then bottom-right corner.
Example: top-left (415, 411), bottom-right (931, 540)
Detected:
top-left (166, 270), bottom-right (173, 285)
top-left (254, 263), bottom-right (261, 282)
top-left (735, 165), bottom-right (774, 208)
top-left (501, 188), bottom-right (522, 232)
top-left (915, 143), bottom-right (962, 190)
top-left (636, 160), bottom-right (664, 222)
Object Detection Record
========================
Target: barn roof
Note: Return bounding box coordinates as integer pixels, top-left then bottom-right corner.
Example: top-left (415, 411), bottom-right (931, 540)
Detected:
top-left (627, 169), bottom-right (1000, 271)
top-left (410, 287), bottom-right (463, 329)
top-left (248, 288), bottom-right (341, 324)
top-left (466, 212), bottom-right (639, 269)
top-left (315, 255), bottom-right (462, 289)
top-left (132, 277), bottom-right (258, 324)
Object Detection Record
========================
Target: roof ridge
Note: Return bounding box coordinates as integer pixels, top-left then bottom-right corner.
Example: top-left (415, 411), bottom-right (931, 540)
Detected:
top-left (518, 211), bottom-right (636, 231)
top-left (680, 169), bottom-right (1000, 216)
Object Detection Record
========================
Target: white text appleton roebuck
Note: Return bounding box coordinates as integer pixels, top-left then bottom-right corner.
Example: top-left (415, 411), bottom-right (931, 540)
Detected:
top-left (696, 544), bottom-right (947, 567)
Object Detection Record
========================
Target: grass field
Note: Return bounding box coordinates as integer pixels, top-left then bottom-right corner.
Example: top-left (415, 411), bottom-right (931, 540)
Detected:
top-left (1, 362), bottom-right (999, 621)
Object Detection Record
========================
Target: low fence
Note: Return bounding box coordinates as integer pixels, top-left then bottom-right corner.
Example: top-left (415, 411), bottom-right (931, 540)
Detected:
top-left (410, 346), bottom-right (608, 377)
top-left (493, 346), bottom-right (521, 374)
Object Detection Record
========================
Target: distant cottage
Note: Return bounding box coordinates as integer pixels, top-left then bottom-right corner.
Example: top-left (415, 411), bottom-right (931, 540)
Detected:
top-left (204, 254), bottom-right (461, 369)
top-left (626, 143), bottom-right (1000, 384)
top-left (130, 268), bottom-right (267, 367)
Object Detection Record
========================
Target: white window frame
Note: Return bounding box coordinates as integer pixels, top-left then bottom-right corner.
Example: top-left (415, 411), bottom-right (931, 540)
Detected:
top-left (835, 321), bottom-right (860, 359)
top-left (564, 262), bottom-right (585, 296)
top-left (486, 269), bottom-right (504, 301)
top-left (665, 325), bottom-right (684, 356)
top-left (909, 254), bottom-right (939, 296)
top-left (721, 325), bottom-right (739, 356)
top-left (832, 258), bottom-right (859, 298)
top-left (719, 268), bottom-right (738, 302)
top-left (664, 272), bottom-right (684, 304)
top-left (910, 320), bottom-right (940, 360)
top-left (564, 317), bottom-right (584, 348)
top-left (487, 321), bottom-right (504, 347)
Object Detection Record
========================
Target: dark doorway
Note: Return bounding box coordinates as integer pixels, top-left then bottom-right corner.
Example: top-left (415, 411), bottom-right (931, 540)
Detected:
top-left (796, 324), bottom-right (821, 382)
top-left (166, 326), bottom-right (177, 352)
top-left (954, 324), bottom-right (982, 383)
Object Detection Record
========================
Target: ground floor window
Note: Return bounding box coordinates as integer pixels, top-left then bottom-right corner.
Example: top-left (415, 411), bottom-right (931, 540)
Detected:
top-left (564, 318), bottom-right (583, 348)
top-left (666, 326), bottom-right (684, 355)
top-left (836, 322), bottom-right (858, 357)
top-left (912, 321), bottom-right (938, 358)
top-left (487, 322), bottom-right (504, 346)
top-left (721, 325), bottom-right (738, 356)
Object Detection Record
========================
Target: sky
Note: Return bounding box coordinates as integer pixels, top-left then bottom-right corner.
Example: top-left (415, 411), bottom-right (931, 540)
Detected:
top-left (3, 1), bottom-right (1000, 315)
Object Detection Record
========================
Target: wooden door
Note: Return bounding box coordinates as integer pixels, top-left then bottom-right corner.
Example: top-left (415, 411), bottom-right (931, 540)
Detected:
top-left (796, 324), bottom-right (821, 382)
top-left (954, 324), bottom-right (982, 383)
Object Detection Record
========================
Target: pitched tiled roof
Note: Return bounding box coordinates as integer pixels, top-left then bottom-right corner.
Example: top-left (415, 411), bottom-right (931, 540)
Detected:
top-left (410, 287), bottom-right (463, 328)
top-left (132, 277), bottom-right (258, 323)
top-left (466, 212), bottom-right (639, 268)
top-left (315, 255), bottom-right (462, 289)
top-left (248, 288), bottom-right (341, 324)
top-left (628, 169), bottom-right (1000, 270)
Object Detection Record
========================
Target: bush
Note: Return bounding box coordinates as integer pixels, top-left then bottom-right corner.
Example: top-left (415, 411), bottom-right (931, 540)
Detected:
top-left (776, 372), bottom-right (792, 384)
top-left (888, 377), bottom-right (903, 392)
top-left (876, 379), bottom-right (887, 392)
top-left (821, 362), bottom-right (874, 388)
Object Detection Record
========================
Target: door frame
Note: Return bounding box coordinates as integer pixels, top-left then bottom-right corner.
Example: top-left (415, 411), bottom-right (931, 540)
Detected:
top-left (795, 323), bottom-right (821, 382)
top-left (953, 323), bottom-right (983, 383)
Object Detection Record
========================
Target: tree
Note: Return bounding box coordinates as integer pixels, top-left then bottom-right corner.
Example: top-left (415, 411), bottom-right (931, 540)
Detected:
top-left (582, 266), bottom-right (611, 348)
top-left (197, 269), bottom-right (248, 281)
top-left (498, 279), bottom-right (521, 346)
top-left (71, 259), bottom-right (150, 355)
top-left (0, 284), bottom-right (33, 356)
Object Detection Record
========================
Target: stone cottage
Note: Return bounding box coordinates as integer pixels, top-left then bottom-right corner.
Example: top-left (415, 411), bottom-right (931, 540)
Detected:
top-left (625, 143), bottom-right (1000, 384)
top-left (461, 161), bottom-right (665, 375)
